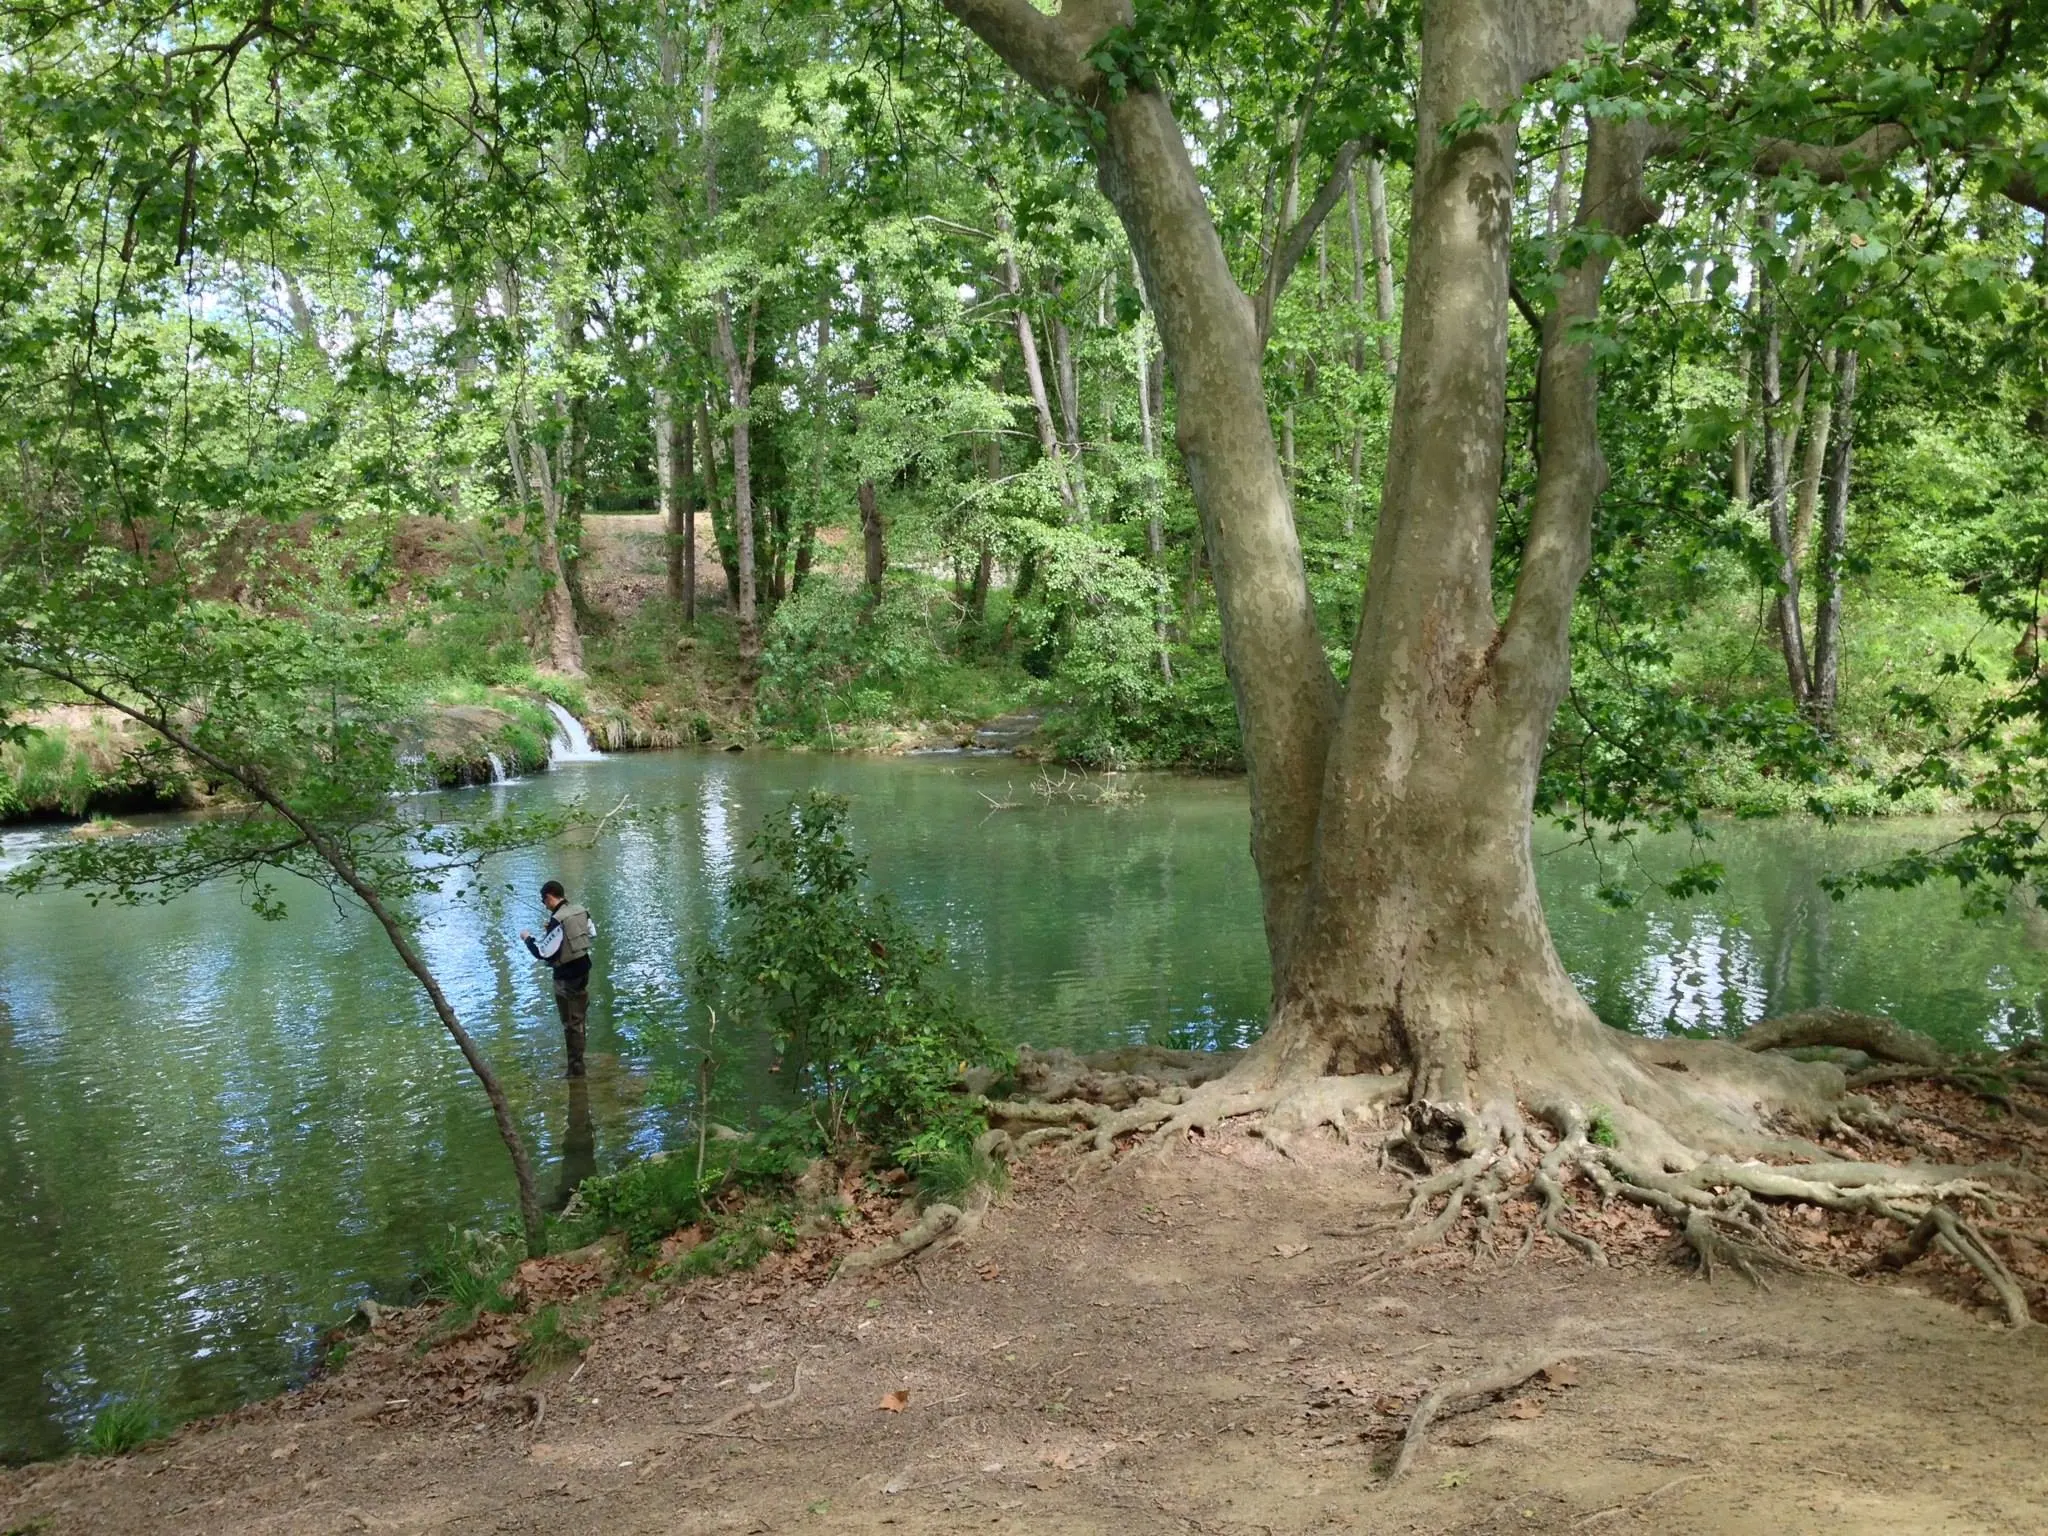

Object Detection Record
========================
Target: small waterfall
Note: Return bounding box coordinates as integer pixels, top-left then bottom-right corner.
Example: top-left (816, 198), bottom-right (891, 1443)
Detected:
top-left (485, 751), bottom-right (508, 785)
top-left (544, 700), bottom-right (605, 764)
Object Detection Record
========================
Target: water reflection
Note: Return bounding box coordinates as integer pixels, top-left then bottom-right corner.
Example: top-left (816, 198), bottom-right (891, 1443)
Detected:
top-left (3, 752), bottom-right (2047, 1460)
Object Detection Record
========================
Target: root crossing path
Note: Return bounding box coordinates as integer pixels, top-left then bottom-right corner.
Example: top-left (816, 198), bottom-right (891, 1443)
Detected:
top-left (9, 1135), bottom-right (2048, 1536)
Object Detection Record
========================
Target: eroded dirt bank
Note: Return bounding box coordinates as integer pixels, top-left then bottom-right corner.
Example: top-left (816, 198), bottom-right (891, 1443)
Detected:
top-left (7, 1132), bottom-right (2047, 1536)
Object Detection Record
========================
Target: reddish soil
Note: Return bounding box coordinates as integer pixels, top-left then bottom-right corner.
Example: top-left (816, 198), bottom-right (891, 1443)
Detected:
top-left (8, 1111), bottom-right (2048, 1536)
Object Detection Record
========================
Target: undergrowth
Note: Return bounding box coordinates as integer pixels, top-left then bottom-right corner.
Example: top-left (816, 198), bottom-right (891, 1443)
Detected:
top-left (517, 1304), bottom-right (590, 1375)
top-left (80, 1399), bottom-right (162, 1457)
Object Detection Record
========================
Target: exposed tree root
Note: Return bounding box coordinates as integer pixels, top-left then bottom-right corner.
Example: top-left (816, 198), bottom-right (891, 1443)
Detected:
top-left (987, 1065), bottom-right (1407, 1171)
top-left (683, 1364), bottom-right (804, 1436)
top-left (1385, 1351), bottom-right (1566, 1484)
top-left (1874, 1202), bottom-right (2032, 1329)
top-left (978, 1036), bottom-right (2042, 1325)
top-left (839, 1204), bottom-right (964, 1276)
top-left (1742, 1007), bottom-right (1948, 1069)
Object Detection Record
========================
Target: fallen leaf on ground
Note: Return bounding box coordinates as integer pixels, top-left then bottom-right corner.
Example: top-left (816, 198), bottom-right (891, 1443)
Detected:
top-left (877, 1390), bottom-right (910, 1412)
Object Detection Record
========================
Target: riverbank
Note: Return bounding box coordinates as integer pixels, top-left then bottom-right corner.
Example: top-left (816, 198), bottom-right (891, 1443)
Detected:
top-left (7, 1114), bottom-right (2048, 1536)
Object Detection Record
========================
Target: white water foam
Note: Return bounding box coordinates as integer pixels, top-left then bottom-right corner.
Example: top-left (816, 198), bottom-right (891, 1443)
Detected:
top-left (486, 751), bottom-right (509, 784)
top-left (544, 700), bottom-right (605, 764)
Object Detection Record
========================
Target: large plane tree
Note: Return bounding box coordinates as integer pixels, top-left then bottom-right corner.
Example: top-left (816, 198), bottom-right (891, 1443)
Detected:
top-left (942, 0), bottom-right (2048, 1274)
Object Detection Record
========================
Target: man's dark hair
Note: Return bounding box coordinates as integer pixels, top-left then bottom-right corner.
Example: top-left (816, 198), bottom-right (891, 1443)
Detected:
top-left (540, 879), bottom-right (566, 901)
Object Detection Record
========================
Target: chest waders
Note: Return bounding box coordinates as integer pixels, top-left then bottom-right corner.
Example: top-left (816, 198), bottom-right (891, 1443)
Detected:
top-left (550, 904), bottom-right (593, 1078)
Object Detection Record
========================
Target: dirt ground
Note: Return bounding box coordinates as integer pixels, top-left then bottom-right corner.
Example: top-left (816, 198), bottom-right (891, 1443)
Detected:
top-left (7, 1121), bottom-right (2047, 1536)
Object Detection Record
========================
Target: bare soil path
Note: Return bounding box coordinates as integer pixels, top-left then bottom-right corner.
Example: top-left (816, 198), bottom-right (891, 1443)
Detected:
top-left (7, 1129), bottom-right (2045, 1536)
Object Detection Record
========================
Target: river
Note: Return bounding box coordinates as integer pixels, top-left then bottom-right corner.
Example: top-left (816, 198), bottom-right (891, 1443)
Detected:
top-left (3, 748), bottom-right (2045, 1459)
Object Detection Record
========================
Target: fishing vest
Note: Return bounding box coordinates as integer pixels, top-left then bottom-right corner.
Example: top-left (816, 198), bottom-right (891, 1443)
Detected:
top-left (552, 904), bottom-right (594, 965)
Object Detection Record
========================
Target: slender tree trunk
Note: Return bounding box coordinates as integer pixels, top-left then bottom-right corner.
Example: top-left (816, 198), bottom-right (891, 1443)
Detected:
top-left (1761, 321), bottom-right (1812, 706)
top-left (1809, 349), bottom-right (1859, 719)
top-left (701, 23), bottom-right (757, 660)
top-left (1133, 294), bottom-right (1173, 682)
top-left (680, 409), bottom-right (697, 623)
top-left (1791, 348), bottom-right (1837, 567)
top-left (857, 464), bottom-right (885, 597)
top-left (1733, 340), bottom-right (1754, 505)
top-left (1365, 158), bottom-right (1399, 377)
top-left (1052, 315), bottom-right (1088, 520)
top-left (499, 265), bottom-right (584, 676)
top-left (1547, 131), bottom-right (1573, 243)
top-left (696, 390), bottom-right (737, 605)
top-left (798, 272), bottom-right (832, 600)
top-left (998, 214), bottom-right (1075, 513)
top-left (854, 288), bottom-right (886, 599)
top-left (657, 386), bottom-right (685, 605)
top-left (969, 542), bottom-right (994, 623)
top-left (521, 402), bottom-right (587, 678)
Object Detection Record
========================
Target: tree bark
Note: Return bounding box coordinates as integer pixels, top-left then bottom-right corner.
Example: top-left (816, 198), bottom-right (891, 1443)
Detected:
top-left (498, 265), bottom-right (584, 677)
top-left (854, 287), bottom-right (885, 600)
top-left (1092, 89), bottom-right (1338, 969)
top-left (1809, 349), bottom-right (1858, 719)
top-left (657, 386), bottom-right (684, 605)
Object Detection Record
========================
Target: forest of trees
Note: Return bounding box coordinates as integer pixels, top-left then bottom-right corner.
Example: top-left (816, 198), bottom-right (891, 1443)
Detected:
top-left (4, 0), bottom-right (2041, 813)
top-left (4, 0), bottom-right (2048, 1247)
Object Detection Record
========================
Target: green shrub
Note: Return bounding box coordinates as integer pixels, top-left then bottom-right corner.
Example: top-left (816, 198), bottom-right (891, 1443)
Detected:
top-left (696, 792), bottom-right (1005, 1163)
top-left (81, 1398), bottom-right (162, 1456)
top-left (568, 1152), bottom-right (715, 1254)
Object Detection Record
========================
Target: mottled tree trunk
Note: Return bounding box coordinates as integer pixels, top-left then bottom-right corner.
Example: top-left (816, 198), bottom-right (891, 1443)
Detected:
top-left (945, 0), bottom-right (1649, 1111)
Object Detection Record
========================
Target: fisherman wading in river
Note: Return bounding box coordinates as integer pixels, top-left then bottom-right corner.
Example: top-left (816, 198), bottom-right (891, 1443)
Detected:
top-left (523, 879), bottom-right (597, 1077)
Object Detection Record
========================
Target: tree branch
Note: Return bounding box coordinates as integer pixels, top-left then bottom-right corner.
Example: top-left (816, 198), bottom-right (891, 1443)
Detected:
top-left (1255, 138), bottom-right (1368, 349)
top-left (1496, 116), bottom-right (1665, 704)
top-left (937, 0), bottom-right (1127, 100)
top-left (1752, 121), bottom-right (1914, 182)
top-left (2001, 165), bottom-right (2048, 215)
top-left (1, 647), bottom-right (548, 1255)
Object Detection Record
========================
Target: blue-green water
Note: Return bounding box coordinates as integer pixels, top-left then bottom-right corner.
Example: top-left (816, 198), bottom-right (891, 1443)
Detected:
top-left (3, 749), bottom-right (2045, 1460)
